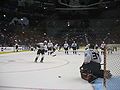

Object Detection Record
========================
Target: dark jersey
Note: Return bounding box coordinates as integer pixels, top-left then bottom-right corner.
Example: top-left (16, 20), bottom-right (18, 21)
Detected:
top-left (37, 49), bottom-right (45, 55)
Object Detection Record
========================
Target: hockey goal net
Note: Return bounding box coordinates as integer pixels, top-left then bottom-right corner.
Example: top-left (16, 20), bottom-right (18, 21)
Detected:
top-left (104, 44), bottom-right (120, 90)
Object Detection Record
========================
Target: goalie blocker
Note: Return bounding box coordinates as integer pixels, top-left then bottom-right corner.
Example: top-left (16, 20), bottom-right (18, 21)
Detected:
top-left (79, 65), bottom-right (112, 83)
top-left (80, 66), bottom-right (97, 83)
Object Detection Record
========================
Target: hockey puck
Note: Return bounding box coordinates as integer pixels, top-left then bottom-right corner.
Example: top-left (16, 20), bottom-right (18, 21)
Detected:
top-left (58, 76), bottom-right (61, 78)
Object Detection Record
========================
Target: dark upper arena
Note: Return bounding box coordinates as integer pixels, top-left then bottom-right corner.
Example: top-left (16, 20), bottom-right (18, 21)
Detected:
top-left (0, 0), bottom-right (120, 47)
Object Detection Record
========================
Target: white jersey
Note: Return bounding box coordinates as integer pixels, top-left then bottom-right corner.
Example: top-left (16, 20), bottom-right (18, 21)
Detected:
top-left (85, 44), bottom-right (90, 50)
top-left (84, 49), bottom-right (102, 64)
top-left (15, 44), bottom-right (19, 47)
top-left (95, 44), bottom-right (98, 48)
top-left (71, 43), bottom-right (77, 47)
top-left (101, 43), bottom-right (106, 49)
top-left (64, 43), bottom-right (69, 48)
top-left (47, 42), bottom-right (53, 48)
top-left (38, 43), bottom-right (44, 50)
top-left (44, 44), bottom-right (48, 51)
top-left (54, 44), bottom-right (58, 49)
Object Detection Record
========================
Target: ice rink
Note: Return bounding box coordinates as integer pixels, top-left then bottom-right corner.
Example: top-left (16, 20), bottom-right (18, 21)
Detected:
top-left (0, 50), bottom-right (120, 90)
top-left (0, 50), bottom-right (94, 90)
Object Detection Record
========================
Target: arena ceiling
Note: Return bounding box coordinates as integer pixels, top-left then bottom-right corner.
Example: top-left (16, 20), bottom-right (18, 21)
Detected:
top-left (0, 0), bottom-right (120, 19)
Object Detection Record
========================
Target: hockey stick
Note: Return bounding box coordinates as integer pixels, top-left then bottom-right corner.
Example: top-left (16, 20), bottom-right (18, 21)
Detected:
top-left (85, 34), bottom-right (89, 44)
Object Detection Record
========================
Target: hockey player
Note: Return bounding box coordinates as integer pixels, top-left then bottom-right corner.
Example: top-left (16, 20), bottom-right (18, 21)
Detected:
top-left (53, 44), bottom-right (58, 52)
top-left (1, 46), bottom-right (4, 51)
top-left (30, 46), bottom-right (35, 51)
top-left (80, 44), bottom-right (112, 83)
top-left (100, 41), bottom-right (106, 55)
top-left (63, 41), bottom-right (69, 54)
top-left (50, 44), bottom-right (58, 56)
top-left (34, 42), bottom-right (45, 63)
top-left (85, 44), bottom-right (90, 50)
top-left (15, 43), bottom-right (19, 52)
top-left (94, 44), bottom-right (99, 54)
top-left (44, 40), bottom-right (47, 44)
top-left (71, 41), bottom-right (77, 54)
top-left (47, 40), bottom-right (53, 55)
top-left (43, 40), bottom-right (48, 53)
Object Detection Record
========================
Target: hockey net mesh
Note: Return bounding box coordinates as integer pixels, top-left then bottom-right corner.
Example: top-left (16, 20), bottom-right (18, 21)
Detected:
top-left (105, 44), bottom-right (120, 90)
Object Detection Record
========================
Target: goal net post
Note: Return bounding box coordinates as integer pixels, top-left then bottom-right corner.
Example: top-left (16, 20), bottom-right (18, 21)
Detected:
top-left (103, 44), bottom-right (120, 90)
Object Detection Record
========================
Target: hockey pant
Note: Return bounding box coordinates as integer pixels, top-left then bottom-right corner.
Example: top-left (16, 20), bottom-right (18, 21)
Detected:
top-left (35, 54), bottom-right (44, 63)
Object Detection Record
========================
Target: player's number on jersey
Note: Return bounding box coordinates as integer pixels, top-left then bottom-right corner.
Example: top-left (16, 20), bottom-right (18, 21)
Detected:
top-left (92, 52), bottom-right (99, 59)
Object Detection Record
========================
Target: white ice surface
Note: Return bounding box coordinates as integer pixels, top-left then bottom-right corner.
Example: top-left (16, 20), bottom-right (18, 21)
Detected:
top-left (0, 51), bottom-right (94, 90)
